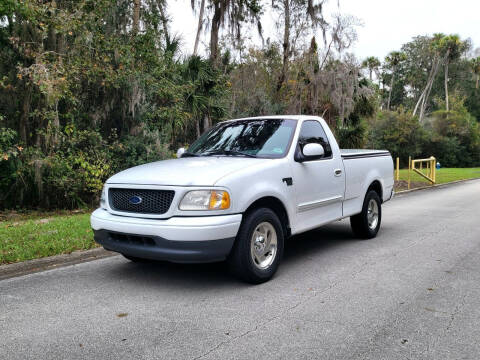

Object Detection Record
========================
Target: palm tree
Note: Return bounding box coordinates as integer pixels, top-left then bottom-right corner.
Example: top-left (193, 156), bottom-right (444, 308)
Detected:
top-left (438, 34), bottom-right (468, 111)
top-left (182, 56), bottom-right (226, 135)
top-left (384, 51), bottom-right (406, 110)
top-left (362, 56), bottom-right (380, 82)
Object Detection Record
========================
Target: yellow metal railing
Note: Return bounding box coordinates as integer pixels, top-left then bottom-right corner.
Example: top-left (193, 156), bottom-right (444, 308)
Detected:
top-left (395, 156), bottom-right (436, 189)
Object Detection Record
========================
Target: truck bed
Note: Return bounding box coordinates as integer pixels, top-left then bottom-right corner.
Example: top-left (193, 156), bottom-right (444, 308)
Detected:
top-left (340, 149), bottom-right (391, 159)
top-left (340, 148), bottom-right (394, 217)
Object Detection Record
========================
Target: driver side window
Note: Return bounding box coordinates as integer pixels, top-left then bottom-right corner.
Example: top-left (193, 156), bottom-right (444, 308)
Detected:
top-left (298, 120), bottom-right (332, 158)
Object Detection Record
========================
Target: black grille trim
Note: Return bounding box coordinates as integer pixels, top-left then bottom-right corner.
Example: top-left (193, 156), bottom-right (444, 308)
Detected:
top-left (109, 188), bottom-right (175, 215)
top-left (108, 232), bottom-right (156, 247)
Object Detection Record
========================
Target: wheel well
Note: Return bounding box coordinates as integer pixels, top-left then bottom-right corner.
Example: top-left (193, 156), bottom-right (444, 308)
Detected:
top-left (367, 180), bottom-right (383, 202)
top-left (244, 197), bottom-right (291, 238)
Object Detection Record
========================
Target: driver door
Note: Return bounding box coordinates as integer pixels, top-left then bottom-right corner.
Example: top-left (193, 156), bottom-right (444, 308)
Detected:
top-left (291, 120), bottom-right (345, 232)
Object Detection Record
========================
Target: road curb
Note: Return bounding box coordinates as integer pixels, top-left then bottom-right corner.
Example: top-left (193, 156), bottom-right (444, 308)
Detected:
top-left (395, 177), bottom-right (480, 196)
top-left (0, 247), bottom-right (116, 281)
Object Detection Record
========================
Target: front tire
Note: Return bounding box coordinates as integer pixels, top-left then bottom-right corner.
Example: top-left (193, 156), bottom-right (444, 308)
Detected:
top-left (228, 208), bottom-right (284, 284)
top-left (350, 190), bottom-right (382, 239)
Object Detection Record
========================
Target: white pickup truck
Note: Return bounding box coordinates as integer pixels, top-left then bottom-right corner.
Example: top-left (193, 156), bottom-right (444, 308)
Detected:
top-left (91, 116), bottom-right (393, 283)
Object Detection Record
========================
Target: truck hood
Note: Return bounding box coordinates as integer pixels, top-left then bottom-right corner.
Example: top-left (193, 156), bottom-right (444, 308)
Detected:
top-left (106, 157), bottom-right (270, 186)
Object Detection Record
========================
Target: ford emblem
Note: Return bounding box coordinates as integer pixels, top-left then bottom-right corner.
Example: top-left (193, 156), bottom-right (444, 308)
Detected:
top-left (129, 196), bottom-right (142, 205)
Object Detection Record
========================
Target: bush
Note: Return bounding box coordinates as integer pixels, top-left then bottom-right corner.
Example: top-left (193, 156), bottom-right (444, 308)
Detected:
top-left (0, 124), bottom-right (174, 210)
top-left (336, 120), bottom-right (367, 149)
top-left (422, 134), bottom-right (465, 167)
top-left (111, 129), bottom-right (171, 172)
top-left (425, 96), bottom-right (480, 167)
top-left (367, 109), bottom-right (428, 166)
top-left (0, 127), bottom-right (22, 205)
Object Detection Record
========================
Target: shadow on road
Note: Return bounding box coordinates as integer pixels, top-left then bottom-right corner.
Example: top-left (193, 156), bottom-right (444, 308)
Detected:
top-left (104, 221), bottom-right (358, 289)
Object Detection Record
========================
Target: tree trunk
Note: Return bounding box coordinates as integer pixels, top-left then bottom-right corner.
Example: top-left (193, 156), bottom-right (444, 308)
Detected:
top-left (34, 160), bottom-right (44, 207)
top-left (419, 56), bottom-right (440, 121)
top-left (203, 114), bottom-right (210, 132)
top-left (193, 0), bottom-right (206, 55)
top-left (133, 0), bottom-right (140, 34)
top-left (318, 37), bottom-right (333, 71)
top-left (157, 0), bottom-right (170, 44)
top-left (476, 74), bottom-right (479, 89)
top-left (52, 100), bottom-right (60, 146)
top-left (276, 0), bottom-right (290, 93)
top-left (414, 56), bottom-right (438, 117)
top-left (196, 119), bottom-right (201, 138)
top-left (444, 58), bottom-right (449, 112)
top-left (209, 2), bottom-right (221, 64)
top-left (387, 72), bottom-right (394, 110)
top-left (46, 1), bottom-right (57, 51)
top-left (47, 26), bottom-right (57, 51)
top-left (57, 33), bottom-right (65, 55)
top-left (19, 83), bottom-right (32, 144)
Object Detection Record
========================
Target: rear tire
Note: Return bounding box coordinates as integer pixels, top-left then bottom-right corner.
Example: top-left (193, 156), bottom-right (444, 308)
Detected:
top-left (350, 190), bottom-right (382, 239)
top-left (228, 207), bottom-right (284, 284)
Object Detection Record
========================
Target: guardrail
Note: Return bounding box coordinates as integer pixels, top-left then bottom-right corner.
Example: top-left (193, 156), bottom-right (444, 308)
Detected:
top-left (395, 156), bottom-right (437, 190)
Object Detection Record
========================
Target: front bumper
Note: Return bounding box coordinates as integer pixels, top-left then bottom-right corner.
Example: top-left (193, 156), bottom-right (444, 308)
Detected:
top-left (90, 209), bottom-right (242, 263)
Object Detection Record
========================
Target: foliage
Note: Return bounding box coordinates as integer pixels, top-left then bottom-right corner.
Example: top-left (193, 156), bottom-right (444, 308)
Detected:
top-left (336, 89), bottom-right (376, 148)
top-left (1, 1), bottom-right (480, 210)
top-left (0, 0), bottom-right (230, 209)
top-left (367, 109), bottom-right (427, 166)
top-left (424, 95), bottom-right (480, 167)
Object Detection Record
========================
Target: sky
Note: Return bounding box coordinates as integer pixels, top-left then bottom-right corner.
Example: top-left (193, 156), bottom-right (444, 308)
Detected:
top-left (169, 0), bottom-right (480, 61)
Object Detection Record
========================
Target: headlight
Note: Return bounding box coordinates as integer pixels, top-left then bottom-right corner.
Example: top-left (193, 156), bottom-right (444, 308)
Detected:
top-left (100, 186), bottom-right (107, 209)
top-left (179, 190), bottom-right (230, 211)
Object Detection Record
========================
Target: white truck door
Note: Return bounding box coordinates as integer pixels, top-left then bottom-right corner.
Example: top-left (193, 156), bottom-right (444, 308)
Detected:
top-left (291, 120), bottom-right (345, 232)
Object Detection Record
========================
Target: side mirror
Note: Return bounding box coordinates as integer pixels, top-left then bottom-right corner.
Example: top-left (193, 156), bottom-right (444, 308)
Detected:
top-left (303, 143), bottom-right (324, 157)
top-left (176, 147), bottom-right (185, 158)
top-left (295, 143), bottom-right (325, 162)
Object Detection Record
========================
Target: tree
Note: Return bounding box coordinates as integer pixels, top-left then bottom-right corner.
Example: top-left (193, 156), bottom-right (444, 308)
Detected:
top-left (190, 0), bottom-right (263, 64)
top-left (273, 0), bottom-right (331, 94)
top-left (412, 33), bottom-right (444, 121)
top-left (181, 56), bottom-right (228, 137)
top-left (471, 57), bottom-right (480, 89)
top-left (133, 0), bottom-right (141, 33)
top-left (438, 35), bottom-right (469, 112)
top-left (362, 56), bottom-right (380, 82)
top-left (192, 0), bottom-right (206, 55)
top-left (384, 51), bottom-right (406, 110)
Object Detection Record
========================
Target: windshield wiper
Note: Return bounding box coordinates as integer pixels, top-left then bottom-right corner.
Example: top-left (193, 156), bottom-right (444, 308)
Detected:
top-left (203, 150), bottom-right (257, 158)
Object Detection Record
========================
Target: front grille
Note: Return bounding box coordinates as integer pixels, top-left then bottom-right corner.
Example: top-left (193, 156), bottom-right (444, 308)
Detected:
top-left (109, 232), bottom-right (156, 247)
top-left (109, 188), bottom-right (175, 214)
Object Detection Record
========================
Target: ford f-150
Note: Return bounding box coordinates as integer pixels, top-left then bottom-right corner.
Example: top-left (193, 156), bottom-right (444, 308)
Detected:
top-left (91, 115), bottom-right (394, 283)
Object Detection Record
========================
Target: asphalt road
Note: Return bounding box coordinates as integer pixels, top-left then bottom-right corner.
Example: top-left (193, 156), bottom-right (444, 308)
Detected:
top-left (1, 180), bottom-right (480, 360)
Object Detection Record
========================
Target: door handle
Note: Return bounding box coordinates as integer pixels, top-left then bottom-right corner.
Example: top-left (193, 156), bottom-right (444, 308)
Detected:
top-left (334, 169), bottom-right (342, 176)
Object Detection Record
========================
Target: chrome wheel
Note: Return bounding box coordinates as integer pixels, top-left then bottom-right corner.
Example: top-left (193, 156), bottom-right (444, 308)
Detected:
top-left (250, 222), bottom-right (277, 270)
top-left (367, 199), bottom-right (379, 230)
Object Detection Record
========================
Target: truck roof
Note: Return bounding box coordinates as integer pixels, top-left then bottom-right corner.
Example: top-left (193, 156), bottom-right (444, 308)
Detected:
top-left (221, 115), bottom-right (323, 123)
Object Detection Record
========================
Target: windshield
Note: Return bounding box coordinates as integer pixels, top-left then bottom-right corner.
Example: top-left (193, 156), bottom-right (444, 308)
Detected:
top-left (186, 119), bottom-right (297, 158)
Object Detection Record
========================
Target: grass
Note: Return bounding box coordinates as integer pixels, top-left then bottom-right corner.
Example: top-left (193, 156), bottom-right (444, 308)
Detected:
top-left (395, 167), bottom-right (480, 191)
top-left (0, 212), bottom-right (97, 265)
